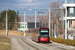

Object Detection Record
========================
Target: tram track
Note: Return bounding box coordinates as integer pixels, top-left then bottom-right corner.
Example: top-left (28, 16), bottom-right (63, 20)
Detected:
top-left (10, 36), bottom-right (75, 50)
top-left (16, 37), bottom-right (30, 50)
top-left (20, 38), bottom-right (39, 50)
top-left (20, 37), bottom-right (48, 50)
top-left (44, 43), bottom-right (74, 50)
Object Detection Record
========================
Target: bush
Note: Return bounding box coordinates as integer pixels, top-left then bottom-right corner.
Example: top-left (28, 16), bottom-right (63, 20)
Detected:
top-left (50, 37), bottom-right (75, 46)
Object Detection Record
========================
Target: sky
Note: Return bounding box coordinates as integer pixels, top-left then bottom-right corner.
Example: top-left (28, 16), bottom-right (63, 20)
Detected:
top-left (0, 0), bottom-right (74, 15)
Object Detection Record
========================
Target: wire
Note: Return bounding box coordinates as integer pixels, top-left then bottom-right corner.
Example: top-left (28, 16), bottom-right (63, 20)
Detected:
top-left (24, 0), bottom-right (34, 11)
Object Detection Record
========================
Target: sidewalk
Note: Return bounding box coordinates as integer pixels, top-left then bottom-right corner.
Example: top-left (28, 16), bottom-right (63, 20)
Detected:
top-left (11, 37), bottom-right (23, 50)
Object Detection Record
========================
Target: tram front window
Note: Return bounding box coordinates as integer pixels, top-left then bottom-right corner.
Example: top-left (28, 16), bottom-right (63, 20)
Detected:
top-left (40, 29), bottom-right (49, 37)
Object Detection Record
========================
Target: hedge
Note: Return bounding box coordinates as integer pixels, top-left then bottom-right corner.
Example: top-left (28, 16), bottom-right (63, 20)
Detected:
top-left (50, 37), bottom-right (75, 46)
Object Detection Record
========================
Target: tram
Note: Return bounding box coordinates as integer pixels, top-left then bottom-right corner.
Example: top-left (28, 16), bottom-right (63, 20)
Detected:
top-left (32, 27), bottom-right (50, 43)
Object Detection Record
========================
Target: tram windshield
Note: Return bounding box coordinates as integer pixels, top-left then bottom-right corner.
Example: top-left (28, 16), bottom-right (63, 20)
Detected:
top-left (40, 29), bottom-right (49, 37)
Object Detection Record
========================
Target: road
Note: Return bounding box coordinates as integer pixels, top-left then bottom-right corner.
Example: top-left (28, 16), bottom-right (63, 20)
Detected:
top-left (9, 36), bottom-right (75, 50)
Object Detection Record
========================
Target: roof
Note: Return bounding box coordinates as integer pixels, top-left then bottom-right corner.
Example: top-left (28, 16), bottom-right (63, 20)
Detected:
top-left (19, 15), bottom-right (48, 22)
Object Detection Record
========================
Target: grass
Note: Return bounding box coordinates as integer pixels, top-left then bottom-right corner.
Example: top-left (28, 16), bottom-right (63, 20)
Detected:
top-left (0, 30), bottom-right (24, 36)
top-left (0, 36), bottom-right (11, 50)
top-left (0, 30), bottom-right (32, 36)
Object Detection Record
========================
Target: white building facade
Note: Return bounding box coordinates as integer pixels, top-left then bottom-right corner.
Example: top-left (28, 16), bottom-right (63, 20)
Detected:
top-left (63, 3), bottom-right (75, 30)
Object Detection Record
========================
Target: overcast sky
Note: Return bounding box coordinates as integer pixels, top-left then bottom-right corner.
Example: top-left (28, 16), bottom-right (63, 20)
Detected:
top-left (0, 0), bottom-right (74, 14)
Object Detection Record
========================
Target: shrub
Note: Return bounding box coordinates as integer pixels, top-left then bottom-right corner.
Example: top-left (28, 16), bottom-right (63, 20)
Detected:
top-left (50, 37), bottom-right (75, 46)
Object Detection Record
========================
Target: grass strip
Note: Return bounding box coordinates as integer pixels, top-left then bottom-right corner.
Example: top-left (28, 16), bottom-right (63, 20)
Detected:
top-left (0, 36), bottom-right (11, 50)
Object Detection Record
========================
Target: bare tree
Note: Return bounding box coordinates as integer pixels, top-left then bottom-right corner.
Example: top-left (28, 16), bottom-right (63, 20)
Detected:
top-left (40, 1), bottom-right (64, 37)
top-left (49, 1), bottom-right (64, 36)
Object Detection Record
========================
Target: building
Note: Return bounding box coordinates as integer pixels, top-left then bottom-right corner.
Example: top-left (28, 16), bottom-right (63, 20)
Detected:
top-left (18, 22), bottom-right (28, 31)
top-left (18, 15), bottom-right (45, 31)
top-left (68, 33), bottom-right (75, 40)
top-left (62, 3), bottom-right (75, 30)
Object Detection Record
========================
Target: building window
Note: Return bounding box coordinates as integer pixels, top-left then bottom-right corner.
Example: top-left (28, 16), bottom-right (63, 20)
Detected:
top-left (69, 7), bottom-right (74, 14)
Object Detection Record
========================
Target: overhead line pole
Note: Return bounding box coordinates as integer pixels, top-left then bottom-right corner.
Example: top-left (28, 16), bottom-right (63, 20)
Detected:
top-left (35, 11), bottom-right (36, 28)
top-left (57, 19), bottom-right (58, 37)
top-left (52, 21), bottom-right (53, 37)
top-left (65, 0), bottom-right (67, 39)
top-left (24, 12), bottom-right (25, 36)
top-left (49, 9), bottom-right (50, 37)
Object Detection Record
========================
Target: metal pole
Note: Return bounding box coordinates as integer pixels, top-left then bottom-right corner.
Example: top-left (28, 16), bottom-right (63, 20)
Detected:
top-left (57, 19), bottom-right (58, 37)
top-left (52, 21), bottom-right (53, 37)
top-left (35, 11), bottom-right (36, 28)
top-left (24, 12), bottom-right (25, 36)
top-left (65, 0), bottom-right (67, 39)
top-left (49, 9), bottom-right (50, 37)
top-left (6, 12), bottom-right (7, 36)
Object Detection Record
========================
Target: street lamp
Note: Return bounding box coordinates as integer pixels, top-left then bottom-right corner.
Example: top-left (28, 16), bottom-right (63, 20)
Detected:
top-left (29, 8), bottom-right (32, 10)
top-left (29, 8), bottom-right (63, 38)
top-left (29, 8), bottom-right (37, 28)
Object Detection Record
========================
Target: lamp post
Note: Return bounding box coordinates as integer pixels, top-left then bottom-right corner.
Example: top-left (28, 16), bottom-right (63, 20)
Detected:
top-left (29, 8), bottom-right (62, 37)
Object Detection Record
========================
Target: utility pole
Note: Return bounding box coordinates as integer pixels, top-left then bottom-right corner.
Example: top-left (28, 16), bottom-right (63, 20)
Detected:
top-left (49, 9), bottom-right (50, 37)
top-left (57, 19), bottom-right (58, 37)
top-left (65, 0), bottom-right (67, 39)
top-left (6, 12), bottom-right (7, 36)
top-left (35, 11), bottom-right (36, 28)
top-left (24, 12), bottom-right (25, 36)
top-left (52, 21), bottom-right (53, 37)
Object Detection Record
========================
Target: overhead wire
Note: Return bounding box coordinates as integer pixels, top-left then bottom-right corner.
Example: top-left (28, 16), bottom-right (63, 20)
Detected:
top-left (24, 0), bottom-right (34, 11)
